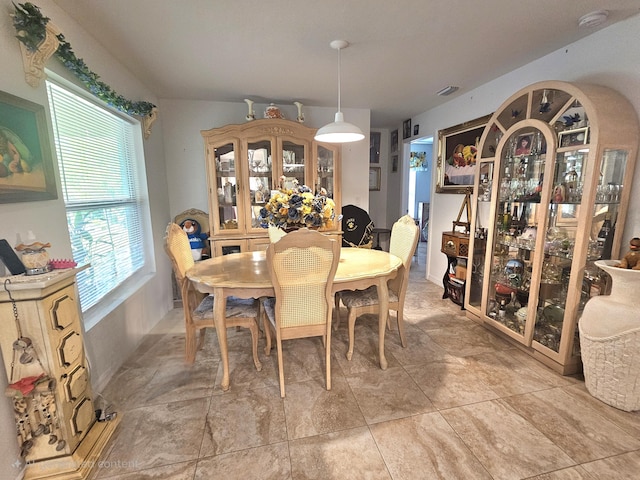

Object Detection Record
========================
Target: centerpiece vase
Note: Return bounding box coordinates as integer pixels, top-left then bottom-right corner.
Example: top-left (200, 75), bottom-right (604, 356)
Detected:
top-left (578, 259), bottom-right (640, 411)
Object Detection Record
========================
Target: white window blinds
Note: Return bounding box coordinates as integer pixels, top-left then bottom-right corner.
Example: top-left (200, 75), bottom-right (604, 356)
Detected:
top-left (46, 80), bottom-right (146, 312)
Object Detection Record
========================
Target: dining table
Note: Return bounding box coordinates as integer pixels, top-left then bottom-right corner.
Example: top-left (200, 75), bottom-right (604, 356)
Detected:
top-left (187, 247), bottom-right (403, 391)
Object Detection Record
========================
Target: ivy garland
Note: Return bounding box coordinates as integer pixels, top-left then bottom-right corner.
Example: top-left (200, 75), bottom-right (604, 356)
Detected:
top-left (12, 2), bottom-right (156, 117)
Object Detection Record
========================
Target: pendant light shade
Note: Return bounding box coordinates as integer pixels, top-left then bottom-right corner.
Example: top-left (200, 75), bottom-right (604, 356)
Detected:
top-left (315, 40), bottom-right (364, 144)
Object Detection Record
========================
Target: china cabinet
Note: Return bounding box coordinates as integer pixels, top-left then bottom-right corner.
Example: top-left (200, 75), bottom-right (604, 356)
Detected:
top-left (465, 81), bottom-right (639, 374)
top-left (0, 268), bottom-right (118, 479)
top-left (201, 119), bottom-right (342, 256)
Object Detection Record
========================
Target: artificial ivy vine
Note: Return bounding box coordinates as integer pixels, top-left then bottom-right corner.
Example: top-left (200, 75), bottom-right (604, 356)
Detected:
top-left (12, 2), bottom-right (156, 117)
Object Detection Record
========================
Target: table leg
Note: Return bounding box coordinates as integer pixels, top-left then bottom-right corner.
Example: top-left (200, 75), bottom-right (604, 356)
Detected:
top-left (213, 288), bottom-right (230, 391)
top-left (376, 277), bottom-right (389, 370)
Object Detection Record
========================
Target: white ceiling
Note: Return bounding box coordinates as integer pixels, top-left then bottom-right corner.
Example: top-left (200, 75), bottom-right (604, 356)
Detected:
top-left (50, 0), bottom-right (640, 129)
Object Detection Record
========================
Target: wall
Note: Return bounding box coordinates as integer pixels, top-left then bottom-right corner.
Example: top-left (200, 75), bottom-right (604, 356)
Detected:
top-left (159, 99), bottom-right (371, 221)
top-left (0, 0), bottom-right (172, 474)
top-left (368, 128), bottom-right (390, 228)
top-left (416, 14), bottom-right (640, 284)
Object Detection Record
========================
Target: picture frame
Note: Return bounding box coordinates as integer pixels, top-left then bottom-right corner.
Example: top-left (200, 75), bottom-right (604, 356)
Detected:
top-left (402, 119), bottom-right (412, 139)
top-left (369, 131), bottom-right (381, 163)
top-left (413, 124), bottom-right (419, 136)
top-left (0, 90), bottom-right (57, 203)
top-left (369, 166), bottom-right (381, 191)
top-left (391, 155), bottom-right (398, 173)
top-left (558, 127), bottom-right (589, 148)
top-left (436, 113), bottom-right (492, 194)
top-left (390, 129), bottom-right (398, 153)
top-left (515, 132), bottom-right (534, 156)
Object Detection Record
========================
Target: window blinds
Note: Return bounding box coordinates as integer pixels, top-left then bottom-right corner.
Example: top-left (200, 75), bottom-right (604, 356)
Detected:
top-left (46, 81), bottom-right (145, 312)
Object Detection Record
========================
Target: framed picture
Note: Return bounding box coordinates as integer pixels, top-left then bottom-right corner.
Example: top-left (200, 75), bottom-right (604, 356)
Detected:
top-left (413, 124), bottom-right (419, 136)
top-left (402, 119), bottom-right (411, 139)
top-left (370, 131), bottom-right (381, 163)
top-left (436, 113), bottom-right (492, 194)
top-left (558, 127), bottom-right (589, 148)
top-left (0, 90), bottom-right (57, 203)
top-left (515, 132), bottom-right (534, 156)
top-left (391, 155), bottom-right (398, 173)
top-left (369, 166), bottom-right (381, 191)
top-left (390, 129), bottom-right (398, 153)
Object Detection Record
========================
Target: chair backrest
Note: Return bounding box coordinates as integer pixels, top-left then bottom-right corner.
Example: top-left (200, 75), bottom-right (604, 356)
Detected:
top-left (388, 215), bottom-right (420, 295)
top-left (164, 222), bottom-right (195, 284)
top-left (341, 204), bottom-right (374, 248)
top-left (267, 228), bottom-right (340, 328)
top-left (174, 208), bottom-right (210, 235)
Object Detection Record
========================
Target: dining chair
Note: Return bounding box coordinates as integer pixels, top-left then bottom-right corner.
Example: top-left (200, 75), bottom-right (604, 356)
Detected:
top-left (335, 214), bottom-right (420, 361)
top-left (164, 222), bottom-right (262, 370)
top-left (262, 228), bottom-right (340, 397)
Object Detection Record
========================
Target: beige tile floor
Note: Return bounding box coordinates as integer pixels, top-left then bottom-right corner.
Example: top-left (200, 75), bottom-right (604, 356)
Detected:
top-left (91, 243), bottom-right (640, 479)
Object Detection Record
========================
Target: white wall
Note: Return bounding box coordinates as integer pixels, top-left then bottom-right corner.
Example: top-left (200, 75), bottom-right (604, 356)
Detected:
top-left (417, 14), bottom-right (640, 284)
top-left (0, 0), bottom-right (172, 473)
top-left (368, 128), bottom-right (390, 228)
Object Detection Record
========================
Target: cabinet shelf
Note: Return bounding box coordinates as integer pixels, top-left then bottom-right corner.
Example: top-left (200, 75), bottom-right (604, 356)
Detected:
top-left (465, 80), bottom-right (639, 375)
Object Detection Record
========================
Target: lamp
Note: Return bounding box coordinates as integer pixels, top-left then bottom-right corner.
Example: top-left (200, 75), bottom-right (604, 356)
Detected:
top-left (314, 40), bottom-right (364, 143)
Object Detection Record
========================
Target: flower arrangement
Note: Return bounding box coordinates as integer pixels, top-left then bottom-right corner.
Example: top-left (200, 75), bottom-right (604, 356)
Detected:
top-left (259, 183), bottom-right (335, 229)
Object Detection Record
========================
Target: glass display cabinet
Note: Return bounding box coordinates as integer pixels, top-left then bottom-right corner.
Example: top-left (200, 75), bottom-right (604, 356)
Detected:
top-left (465, 81), bottom-right (639, 374)
top-left (202, 119), bottom-right (342, 256)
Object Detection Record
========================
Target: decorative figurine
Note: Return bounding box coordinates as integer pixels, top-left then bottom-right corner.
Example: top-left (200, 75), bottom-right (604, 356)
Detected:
top-left (616, 237), bottom-right (640, 270)
top-left (244, 98), bottom-right (255, 121)
top-left (293, 101), bottom-right (305, 123)
top-left (264, 103), bottom-right (284, 119)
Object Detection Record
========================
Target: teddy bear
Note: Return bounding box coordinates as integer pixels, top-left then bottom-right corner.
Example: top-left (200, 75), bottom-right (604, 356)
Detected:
top-left (180, 219), bottom-right (209, 261)
top-left (616, 237), bottom-right (640, 270)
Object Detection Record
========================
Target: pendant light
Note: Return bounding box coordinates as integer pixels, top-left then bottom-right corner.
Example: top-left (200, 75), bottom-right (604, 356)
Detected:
top-left (314, 40), bottom-right (365, 143)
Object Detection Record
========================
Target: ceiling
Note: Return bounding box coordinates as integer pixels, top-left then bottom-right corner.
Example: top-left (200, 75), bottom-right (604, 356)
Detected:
top-left (50, 0), bottom-right (640, 129)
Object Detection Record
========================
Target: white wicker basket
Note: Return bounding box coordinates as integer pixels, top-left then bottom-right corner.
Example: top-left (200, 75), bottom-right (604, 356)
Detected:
top-left (579, 324), bottom-right (640, 412)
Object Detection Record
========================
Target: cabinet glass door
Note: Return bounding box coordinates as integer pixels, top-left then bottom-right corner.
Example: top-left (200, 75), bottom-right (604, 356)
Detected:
top-left (317, 145), bottom-right (335, 198)
top-left (281, 140), bottom-right (307, 188)
top-left (247, 140), bottom-right (273, 228)
top-left (469, 161), bottom-right (493, 309)
top-left (487, 127), bottom-right (547, 337)
top-left (213, 142), bottom-right (239, 230)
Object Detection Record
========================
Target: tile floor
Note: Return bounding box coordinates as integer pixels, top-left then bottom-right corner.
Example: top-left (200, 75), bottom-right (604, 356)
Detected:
top-left (91, 243), bottom-right (640, 479)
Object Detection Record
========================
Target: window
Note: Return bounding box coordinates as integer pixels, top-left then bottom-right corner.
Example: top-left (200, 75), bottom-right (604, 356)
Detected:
top-left (46, 80), bottom-right (149, 314)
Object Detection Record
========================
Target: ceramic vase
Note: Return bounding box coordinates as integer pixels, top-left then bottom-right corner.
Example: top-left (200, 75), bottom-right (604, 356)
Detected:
top-left (579, 259), bottom-right (640, 411)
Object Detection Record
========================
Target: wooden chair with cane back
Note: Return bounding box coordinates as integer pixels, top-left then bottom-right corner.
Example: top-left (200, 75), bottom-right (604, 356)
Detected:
top-left (164, 222), bottom-right (262, 369)
top-left (261, 228), bottom-right (340, 397)
top-left (335, 215), bottom-right (419, 360)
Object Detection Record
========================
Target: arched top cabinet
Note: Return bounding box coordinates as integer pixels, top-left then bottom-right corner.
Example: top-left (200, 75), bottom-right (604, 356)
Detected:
top-left (465, 81), bottom-right (639, 374)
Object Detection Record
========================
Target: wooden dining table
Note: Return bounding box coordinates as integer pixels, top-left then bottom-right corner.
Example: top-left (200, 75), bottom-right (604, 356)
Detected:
top-left (187, 247), bottom-right (403, 391)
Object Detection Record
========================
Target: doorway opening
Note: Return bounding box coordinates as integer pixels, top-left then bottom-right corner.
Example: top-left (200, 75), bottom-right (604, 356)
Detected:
top-left (408, 136), bottom-right (433, 264)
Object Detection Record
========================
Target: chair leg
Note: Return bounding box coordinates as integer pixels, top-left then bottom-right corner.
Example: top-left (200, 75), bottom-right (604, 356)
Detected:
top-left (197, 328), bottom-right (207, 351)
top-left (276, 336), bottom-right (286, 398)
top-left (325, 326), bottom-right (332, 391)
top-left (346, 307), bottom-right (358, 361)
top-left (333, 294), bottom-right (341, 331)
top-left (248, 320), bottom-right (262, 371)
top-left (185, 325), bottom-right (197, 364)
top-left (262, 311), bottom-right (272, 356)
top-left (396, 307), bottom-right (407, 348)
